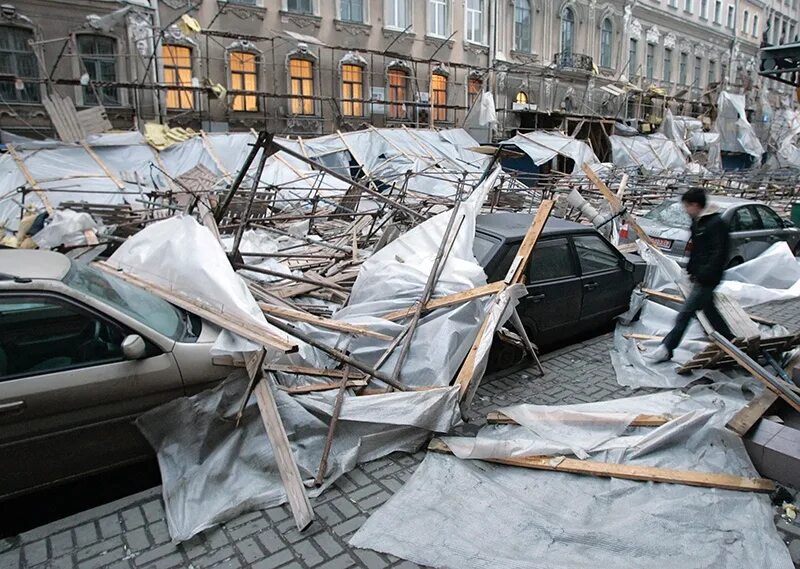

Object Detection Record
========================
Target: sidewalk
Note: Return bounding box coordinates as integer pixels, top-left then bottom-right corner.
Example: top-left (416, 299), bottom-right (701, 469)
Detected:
top-left (2, 297), bottom-right (798, 569)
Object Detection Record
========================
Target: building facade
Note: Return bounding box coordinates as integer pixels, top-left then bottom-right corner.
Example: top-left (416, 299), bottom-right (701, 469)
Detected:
top-left (0, 0), bottom-right (796, 144)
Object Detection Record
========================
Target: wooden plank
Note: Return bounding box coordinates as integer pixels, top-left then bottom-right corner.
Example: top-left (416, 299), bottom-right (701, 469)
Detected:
top-left (93, 261), bottom-right (296, 353)
top-left (726, 390), bottom-right (780, 436)
top-left (381, 281), bottom-right (505, 321)
top-left (265, 363), bottom-right (366, 379)
top-left (428, 439), bottom-right (775, 493)
top-left (710, 331), bottom-right (800, 413)
top-left (6, 144), bottom-right (54, 214)
top-left (258, 302), bottom-right (392, 341)
top-left (254, 375), bottom-right (315, 530)
top-left (642, 288), bottom-right (776, 326)
top-left (199, 131), bottom-right (233, 180)
top-left (80, 141), bottom-right (125, 190)
top-left (507, 200), bottom-right (555, 284)
top-left (486, 411), bottom-right (673, 427)
top-left (278, 380), bottom-right (368, 394)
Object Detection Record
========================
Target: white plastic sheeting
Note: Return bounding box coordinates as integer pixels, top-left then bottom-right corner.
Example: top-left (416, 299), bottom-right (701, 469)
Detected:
top-left (351, 384), bottom-right (792, 569)
top-left (715, 91), bottom-right (764, 161)
top-left (32, 209), bottom-right (103, 249)
top-left (765, 108), bottom-right (800, 169)
top-left (610, 133), bottom-right (689, 172)
top-left (501, 131), bottom-right (599, 174)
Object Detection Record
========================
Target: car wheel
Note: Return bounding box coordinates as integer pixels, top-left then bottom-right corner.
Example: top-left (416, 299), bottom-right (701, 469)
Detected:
top-left (726, 257), bottom-right (743, 269)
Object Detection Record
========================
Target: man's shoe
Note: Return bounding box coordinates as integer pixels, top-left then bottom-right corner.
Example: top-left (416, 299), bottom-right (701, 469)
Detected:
top-left (647, 345), bottom-right (673, 363)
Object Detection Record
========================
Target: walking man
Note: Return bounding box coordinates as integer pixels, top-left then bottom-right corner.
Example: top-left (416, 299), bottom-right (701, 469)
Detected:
top-left (651, 187), bottom-right (733, 363)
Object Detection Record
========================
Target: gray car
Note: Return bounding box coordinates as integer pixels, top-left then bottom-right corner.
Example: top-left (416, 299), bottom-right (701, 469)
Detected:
top-left (620, 196), bottom-right (800, 268)
top-left (0, 250), bottom-right (234, 500)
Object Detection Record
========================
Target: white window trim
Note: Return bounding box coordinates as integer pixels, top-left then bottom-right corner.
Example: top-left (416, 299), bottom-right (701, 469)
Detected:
top-left (427, 0), bottom-right (449, 38)
top-left (73, 33), bottom-right (126, 108)
top-left (282, 0), bottom-right (318, 16)
top-left (514, 0), bottom-right (534, 53)
top-left (337, 0), bottom-right (369, 23)
top-left (465, 0), bottom-right (487, 45)
top-left (385, 0), bottom-right (412, 31)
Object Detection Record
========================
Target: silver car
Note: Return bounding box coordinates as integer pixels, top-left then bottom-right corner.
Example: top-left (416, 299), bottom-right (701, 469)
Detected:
top-left (620, 196), bottom-right (800, 268)
top-left (0, 250), bottom-right (234, 500)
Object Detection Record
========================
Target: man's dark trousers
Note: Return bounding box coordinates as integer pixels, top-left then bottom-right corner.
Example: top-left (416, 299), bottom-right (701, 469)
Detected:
top-left (662, 284), bottom-right (734, 352)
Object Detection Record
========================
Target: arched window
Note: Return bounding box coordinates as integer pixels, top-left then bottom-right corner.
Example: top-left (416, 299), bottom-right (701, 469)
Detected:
top-left (289, 57), bottom-right (315, 115)
top-left (431, 72), bottom-right (448, 122)
top-left (0, 25), bottom-right (38, 103)
top-left (599, 18), bottom-right (612, 68)
top-left (387, 67), bottom-right (409, 119)
top-left (77, 35), bottom-right (119, 106)
top-left (514, 0), bottom-right (532, 53)
top-left (515, 91), bottom-right (528, 104)
top-left (560, 6), bottom-right (575, 55)
top-left (163, 44), bottom-right (193, 110)
top-left (229, 50), bottom-right (259, 111)
top-left (341, 63), bottom-right (364, 117)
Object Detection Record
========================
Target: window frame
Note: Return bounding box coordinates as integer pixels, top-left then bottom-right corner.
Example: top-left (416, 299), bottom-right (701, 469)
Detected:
top-left (679, 51), bottom-right (688, 85)
top-left (430, 71), bottom-right (448, 122)
top-left (387, 66), bottom-right (410, 119)
top-left (726, 5), bottom-right (735, 28)
top-left (514, 0), bottom-right (533, 53)
top-left (285, 0), bottom-right (314, 15)
top-left (645, 43), bottom-right (655, 81)
top-left (229, 49), bottom-right (260, 112)
top-left (385, 0), bottom-right (411, 30)
top-left (341, 62), bottom-right (365, 117)
top-left (76, 34), bottom-right (120, 107)
top-left (527, 237), bottom-right (580, 284)
top-left (731, 205), bottom-right (764, 232)
top-left (628, 38), bottom-right (638, 78)
top-left (162, 44), bottom-right (194, 111)
top-left (560, 6), bottom-right (575, 55)
top-left (571, 234), bottom-right (624, 276)
top-left (467, 75), bottom-right (482, 109)
top-left (288, 56), bottom-right (316, 116)
top-left (340, 0), bottom-right (365, 22)
top-left (599, 18), bottom-right (613, 68)
top-left (755, 205), bottom-right (784, 230)
top-left (465, 0), bottom-right (486, 45)
top-left (714, 0), bottom-right (722, 23)
top-left (428, 0), bottom-right (449, 38)
top-left (0, 25), bottom-right (40, 104)
top-left (663, 47), bottom-right (673, 84)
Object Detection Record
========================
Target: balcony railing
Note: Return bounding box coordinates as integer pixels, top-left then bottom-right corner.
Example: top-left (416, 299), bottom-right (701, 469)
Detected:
top-left (552, 52), bottom-right (594, 72)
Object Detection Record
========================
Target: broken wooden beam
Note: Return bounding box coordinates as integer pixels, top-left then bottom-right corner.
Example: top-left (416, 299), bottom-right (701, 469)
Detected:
top-left (428, 439), bottom-right (775, 493)
top-left (486, 411), bottom-right (673, 427)
top-left (726, 390), bottom-right (780, 436)
top-left (381, 281), bottom-right (505, 321)
top-left (258, 302), bottom-right (392, 341)
top-left (278, 380), bottom-right (369, 394)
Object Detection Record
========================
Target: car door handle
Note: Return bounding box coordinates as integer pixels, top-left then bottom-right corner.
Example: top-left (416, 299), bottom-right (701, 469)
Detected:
top-left (0, 400), bottom-right (25, 415)
top-left (743, 237), bottom-right (751, 242)
top-left (583, 282), bottom-right (599, 291)
top-left (529, 293), bottom-right (545, 302)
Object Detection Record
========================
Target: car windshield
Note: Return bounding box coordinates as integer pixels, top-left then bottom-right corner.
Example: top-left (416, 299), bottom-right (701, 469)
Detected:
top-left (473, 233), bottom-right (500, 265)
top-left (644, 200), bottom-right (692, 229)
top-left (62, 262), bottom-right (186, 340)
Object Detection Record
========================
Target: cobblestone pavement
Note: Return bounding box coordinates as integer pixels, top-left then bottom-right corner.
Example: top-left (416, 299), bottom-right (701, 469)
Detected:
top-left (2, 297), bottom-right (800, 569)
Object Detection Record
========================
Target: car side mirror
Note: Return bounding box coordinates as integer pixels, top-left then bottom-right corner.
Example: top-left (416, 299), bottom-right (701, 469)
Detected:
top-left (784, 219), bottom-right (796, 229)
top-left (121, 334), bottom-right (146, 360)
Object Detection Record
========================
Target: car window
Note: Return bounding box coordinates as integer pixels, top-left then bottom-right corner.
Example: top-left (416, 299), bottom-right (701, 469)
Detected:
top-left (573, 235), bottom-right (620, 274)
top-left (490, 241), bottom-right (521, 282)
top-left (644, 200), bottom-right (691, 229)
top-left (0, 295), bottom-right (124, 381)
top-left (732, 206), bottom-right (762, 231)
top-left (755, 205), bottom-right (783, 230)
top-left (472, 233), bottom-right (501, 266)
top-left (528, 238), bottom-right (576, 282)
top-left (63, 262), bottom-right (185, 340)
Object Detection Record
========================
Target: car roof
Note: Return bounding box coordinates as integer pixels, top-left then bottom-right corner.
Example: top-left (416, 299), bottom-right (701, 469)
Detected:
top-left (663, 195), bottom-right (758, 209)
top-left (476, 212), bottom-right (595, 240)
top-left (0, 249), bottom-right (71, 280)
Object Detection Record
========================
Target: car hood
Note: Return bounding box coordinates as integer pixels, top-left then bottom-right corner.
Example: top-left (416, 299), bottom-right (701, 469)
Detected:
top-left (636, 217), bottom-right (691, 241)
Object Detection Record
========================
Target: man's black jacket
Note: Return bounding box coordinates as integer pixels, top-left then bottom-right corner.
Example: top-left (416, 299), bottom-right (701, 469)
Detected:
top-left (686, 210), bottom-right (730, 286)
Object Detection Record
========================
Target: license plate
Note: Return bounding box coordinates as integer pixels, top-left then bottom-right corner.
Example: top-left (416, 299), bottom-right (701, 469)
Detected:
top-left (650, 237), bottom-right (673, 250)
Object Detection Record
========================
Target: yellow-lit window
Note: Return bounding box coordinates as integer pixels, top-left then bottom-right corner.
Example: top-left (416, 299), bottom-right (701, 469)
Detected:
top-left (341, 64), bottom-right (363, 117)
top-left (163, 45), bottom-right (193, 110)
top-left (468, 77), bottom-right (482, 108)
top-left (515, 91), bottom-right (528, 104)
top-left (230, 51), bottom-right (258, 111)
top-left (388, 68), bottom-right (408, 119)
top-left (289, 58), bottom-right (314, 115)
top-left (431, 72), bottom-right (447, 122)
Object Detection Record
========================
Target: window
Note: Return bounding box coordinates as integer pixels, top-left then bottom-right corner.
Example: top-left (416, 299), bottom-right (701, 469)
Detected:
top-left (528, 239), bottom-right (576, 282)
top-left (743, 10), bottom-right (749, 32)
top-left (431, 72), bottom-right (447, 121)
top-left (230, 51), bottom-right (258, 111)
top-left (289, 58), bottom-right (314, 115)
top-left (684, 0), bottom-right (692, 12)
top-left (628, 38), bottom-right (638, 78)
top-left (340, 0), bottom-right (364, 22)
top-left (701, 0), bottom-right (708, 18)
top-left (515, 91), bottom-right (528, 104)
top-left (663, 48), bottom-right (672, 83)
top-left (468, 76), bottom-right (482, 108)
top-left (645, 43), bottom-right (655, 81)
top-left (573, 235), bottom-right (620, 274)
top-left (720, 63), bottom-right (727, 83)
top-left (514, 0), bottom-right (533, 53)
top-left (756, 206), bottom-right (783, 230)
top-left (466, 0), bottom-right (485, 44)
top-left (714, 0), bottom-right (721, 23)
top-left (287, 0), bottom-right (313, 14)
top-left (0, 296), bottom-right (124, 381)
top-left (732, 207), bottom-right (762, 231)
top-left (679, 52), bottom-right (688, 84)
top-left (694, 56), bottom-right (701, 87)
top-left (341, 64), bottom-right (363, 117)
top-left (561, 7), bottom-right (575, 54)
top-left (727, 5), bottom-right (734, 28)
top-left (707, 59), bottom-right (716, 85)
top-left (163, 45), bottom-right (193, 110)
top-left (0, 26), bottom-right (39, 103)
top-left (387, 68), bottom-right (408, 119)
top-left (78, 35), bottom-right (119, 106)
top-left (753, 15), bottom-right (759, 36)
top-left (428, 0), bottom-right (448, 37)
top-left (386, 0), bottom-right (410, 29)
top-left (600, 18), bottom-right (613, 68)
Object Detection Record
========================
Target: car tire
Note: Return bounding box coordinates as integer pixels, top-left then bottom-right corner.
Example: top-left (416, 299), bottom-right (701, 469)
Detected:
top-left (726, 257), bottom-right (743, 269)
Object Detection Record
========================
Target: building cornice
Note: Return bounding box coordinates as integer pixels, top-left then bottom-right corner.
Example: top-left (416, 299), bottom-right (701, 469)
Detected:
top-left (635, 3), bottom-right (735, 45)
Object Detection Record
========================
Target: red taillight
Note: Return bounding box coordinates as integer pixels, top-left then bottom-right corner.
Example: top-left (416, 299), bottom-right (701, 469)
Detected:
top-left (685, 239), bottom-right (694, 255)
top-left (620, 224), bottom-right (629, 240)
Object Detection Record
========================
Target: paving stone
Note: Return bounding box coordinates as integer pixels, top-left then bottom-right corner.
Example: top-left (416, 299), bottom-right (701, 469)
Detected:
top-left (140, 501), bottom-right (165, 524)
top-left (125, 528), bottom-right (151, 552)
top-left (312, 533), bottom-right (343, 558)
top-left (291, 540), bottom-right (324, 567)
top-left (330, 515), bottom-right (368, 538)
top-left (235, 537), bottom-right (263, 564)
top-left (98, 515), bottom-right (123, 540)
top-left (133, 542), bottom-right (180, 566)
top-left (330, 497), bottom-right (360, 520)
top-left (76, 537), bottom-right (124, 562)
top-left (790, 539), bottom-right (800, 565)
top-left (49, 531), bottom-right (74, 558)
top-left (354, 549), bottom-right (391, 569)
top-left (227, 517), bottom-right (269, 541)
top-left (22, 538), bottom-right (48, 566)
top-left (74, 523), bottom-right (99, 548)
top-left (255, 529), bottom-right (285, 554)
top-left (77, 546), bottom-right (127, 569)
top-left (357, 491), bottom-right (391, 512)
top-left (192, 545), bottom-right (236, 568)
top-left (316, 553), bottom-right (358, 569)
top-left (147, 521), bottom-right (171, 546)
top-left (0, 550), bottom-right (20, 569)
top-left (139, 552), bottom-right (185, 569)
top-left (203, 528), bottom-right (230, 550)
top-left (121, 508), bottom-right (145, 532)
top-left (250, 547), bottom-right (293, 569)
